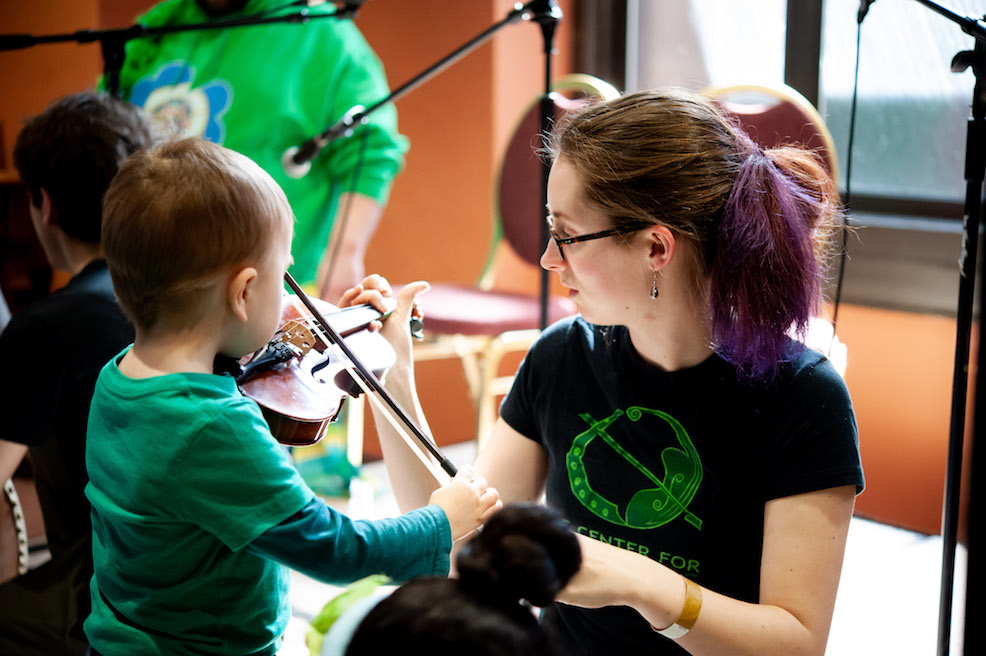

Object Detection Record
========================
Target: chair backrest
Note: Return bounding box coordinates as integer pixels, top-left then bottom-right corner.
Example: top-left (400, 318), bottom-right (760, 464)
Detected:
top-left (702, 83), bottom-right (839, 180)
top-left (479, 74), bottom-right (620, 288)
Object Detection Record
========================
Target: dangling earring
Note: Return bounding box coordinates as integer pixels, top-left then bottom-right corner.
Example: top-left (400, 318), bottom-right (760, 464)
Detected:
top-left (650, 270), bottom-right (660, 300)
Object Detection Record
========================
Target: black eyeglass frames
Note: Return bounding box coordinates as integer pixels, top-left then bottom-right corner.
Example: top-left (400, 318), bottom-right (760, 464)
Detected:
top-left (545, 214), bottom-right (624, 261)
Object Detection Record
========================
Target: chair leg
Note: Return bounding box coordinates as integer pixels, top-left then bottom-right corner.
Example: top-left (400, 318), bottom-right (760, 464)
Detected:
top-left (450, 335), bottom-right (486, 405)
top-left (475, 329), bottom-right (541, 448)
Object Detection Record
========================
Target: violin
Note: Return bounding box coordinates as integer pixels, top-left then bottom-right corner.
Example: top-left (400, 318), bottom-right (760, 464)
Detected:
top-left (230, 273), bottom-right (457, 479)
top-left (233, 294), bottom-right (404, 446)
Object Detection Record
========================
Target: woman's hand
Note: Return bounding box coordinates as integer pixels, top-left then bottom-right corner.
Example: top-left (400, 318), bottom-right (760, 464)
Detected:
top-left (559, 535), bottom-right (646, 607)
top-left (337, 274), bottom-right (394, 314)
top-left (338, 275), bottom-right (430, 365)
top-left (557, 534), bottom-right (683, 630)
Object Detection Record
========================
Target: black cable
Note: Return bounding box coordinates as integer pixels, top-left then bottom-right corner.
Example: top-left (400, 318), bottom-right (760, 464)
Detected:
top-left (830, 13), bottom-right (864, 347)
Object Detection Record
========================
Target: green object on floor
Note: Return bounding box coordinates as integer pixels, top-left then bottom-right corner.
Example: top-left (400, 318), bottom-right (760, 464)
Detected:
top-left (293, 444), bottom-right (360, 497)
top-left (305, 574), bottom-right (391, 656)
top-left (292, 404), bottom-right (360, 497)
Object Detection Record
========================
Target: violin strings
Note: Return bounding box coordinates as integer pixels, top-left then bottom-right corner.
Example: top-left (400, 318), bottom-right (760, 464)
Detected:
top-left (294, 301), bottom-right (451, 486)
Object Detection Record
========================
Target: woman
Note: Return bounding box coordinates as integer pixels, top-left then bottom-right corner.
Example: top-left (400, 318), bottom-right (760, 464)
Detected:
top-left (344, 87), bottom-right (864, 656)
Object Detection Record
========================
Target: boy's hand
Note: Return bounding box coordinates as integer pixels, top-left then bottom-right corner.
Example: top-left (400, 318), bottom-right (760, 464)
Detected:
top-left (429, 465), bottom-right (502, 542)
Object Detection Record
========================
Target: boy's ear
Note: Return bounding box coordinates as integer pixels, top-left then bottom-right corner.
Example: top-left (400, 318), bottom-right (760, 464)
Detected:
top-left (228, 266), bottom-right (258, 322)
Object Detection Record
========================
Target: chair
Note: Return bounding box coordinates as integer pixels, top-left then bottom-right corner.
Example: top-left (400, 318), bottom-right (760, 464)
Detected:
top-left (703, 82), bottom-right (839, 179)
top-left (702, 82), bottom-right (846, 374)
top-left (412, 74), bottom-right (620, 443)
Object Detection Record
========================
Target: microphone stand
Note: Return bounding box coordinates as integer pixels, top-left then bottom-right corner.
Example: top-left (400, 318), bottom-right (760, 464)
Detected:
top-left (900, 3), bottom-right (986, 655)
top-left (535, 3), bottom-right (562, 329)
top-left (966, 257), bottom-right (984, 655)
top-left (283, 0), bottom-right (562, 327)
top-left (0, 1), bottom-right (364, 97)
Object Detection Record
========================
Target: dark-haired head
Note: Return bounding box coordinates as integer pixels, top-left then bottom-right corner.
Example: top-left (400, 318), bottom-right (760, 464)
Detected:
top-left (13, 92), bottom-right (153, 245)
top-left (548, 87), bottom-right (842, 378)
top-left (344, 503), bottom-right (581, 656)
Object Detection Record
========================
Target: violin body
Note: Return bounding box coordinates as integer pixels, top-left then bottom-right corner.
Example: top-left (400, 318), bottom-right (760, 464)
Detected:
top-left (237, 295), bottom-right (395, 446)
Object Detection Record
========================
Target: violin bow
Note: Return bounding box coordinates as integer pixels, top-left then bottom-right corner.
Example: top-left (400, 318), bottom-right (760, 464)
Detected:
top-left (283, 272), bottom-right (458, 483)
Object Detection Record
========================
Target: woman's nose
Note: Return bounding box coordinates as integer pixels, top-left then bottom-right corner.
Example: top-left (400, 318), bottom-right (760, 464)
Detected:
top-left (540, 239), bottom-right (564, 270)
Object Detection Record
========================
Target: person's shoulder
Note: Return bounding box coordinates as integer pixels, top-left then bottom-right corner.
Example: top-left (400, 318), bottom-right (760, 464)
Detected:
top-left (33, 265), bottom-right (129, 329)
top-left (198, 380), bottom-right (271, 429)
top-left (784, 343), bottom-right (842, 381)
top-left (57, 260), bottom-right (115, 295)
top-left (0, 288), bottom-right (87, 343)
top-left (0, 305), bottom-right (44, 357)
top-left (772, 342), bottom-right (850, 401)
top-left (138, 0), bottom-right (196, 25)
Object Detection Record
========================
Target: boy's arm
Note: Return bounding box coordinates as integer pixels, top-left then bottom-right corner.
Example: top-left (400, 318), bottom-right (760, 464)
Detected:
top-left (243, 497), bottom-right (451, 585)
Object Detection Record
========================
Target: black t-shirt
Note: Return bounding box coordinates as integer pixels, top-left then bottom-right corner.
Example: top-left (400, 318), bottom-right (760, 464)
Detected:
top-left (500, 316), bottom-right (864, 655)
top-left (0, 259), bottom-right (133, 628)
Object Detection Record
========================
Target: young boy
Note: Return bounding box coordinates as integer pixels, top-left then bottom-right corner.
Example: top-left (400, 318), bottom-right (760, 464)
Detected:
top-left (86, 138), bottom-right (500, 655)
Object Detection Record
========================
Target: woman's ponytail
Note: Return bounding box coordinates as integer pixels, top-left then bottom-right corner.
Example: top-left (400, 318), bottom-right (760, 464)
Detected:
top-left (709, 140), bottom-right (840, 377)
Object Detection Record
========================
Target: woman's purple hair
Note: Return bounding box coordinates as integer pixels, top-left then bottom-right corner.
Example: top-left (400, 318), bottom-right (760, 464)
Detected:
top-left (711, 134), bottom-right (833, 377)
top-left (549, 88), bottom-right (842, 379)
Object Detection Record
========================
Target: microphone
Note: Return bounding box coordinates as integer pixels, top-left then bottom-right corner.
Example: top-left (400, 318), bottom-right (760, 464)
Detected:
top-left (281, 104), bottom-right (365, 178)
top-left (857, 0), bottom-right (876, 24)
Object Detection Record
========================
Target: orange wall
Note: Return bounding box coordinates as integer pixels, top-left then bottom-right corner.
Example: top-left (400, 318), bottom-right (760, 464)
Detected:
top-left (0, 2), bottom-right (103, 180)
top-left (837, 303), bottom-right (977, 535)
top-left (0, 0), bottom-right (574, 452)
top-left (358, 0), bottom-right (574, 452)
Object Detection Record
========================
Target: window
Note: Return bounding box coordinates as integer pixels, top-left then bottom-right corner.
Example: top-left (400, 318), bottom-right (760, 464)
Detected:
top-left (627, 0), bottom-right (787, 92)
top-left (820, 0), bottom-right (980, 202)
top-left (623, 0), bottom-right (980, 315)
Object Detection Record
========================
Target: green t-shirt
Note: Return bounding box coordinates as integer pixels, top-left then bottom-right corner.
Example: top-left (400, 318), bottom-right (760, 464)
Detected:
top-left (85, 350), bottom-right (314, 655)
top-left (114, 0), bottom-right (408, 284)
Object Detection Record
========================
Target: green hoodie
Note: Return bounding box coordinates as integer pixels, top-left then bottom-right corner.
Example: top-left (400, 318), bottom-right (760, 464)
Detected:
top-left (116, 0), bottom-right (408, 284)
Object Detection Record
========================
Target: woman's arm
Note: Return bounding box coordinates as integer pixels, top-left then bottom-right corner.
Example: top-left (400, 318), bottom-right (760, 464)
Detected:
top-left (559, 484), bottom-right (856, 656)
top-left (472, 419), bottom-right (549, 504)
top-left (340, 279), bottom-right (549, 513)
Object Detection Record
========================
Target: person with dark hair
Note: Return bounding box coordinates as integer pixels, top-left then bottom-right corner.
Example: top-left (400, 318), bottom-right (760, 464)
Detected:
top-left (344, 87), bottom-right (865, 656)
top-left (310, 503), bottom-right (581, 656)
top-left (0, 92), bottom-right (152, 655)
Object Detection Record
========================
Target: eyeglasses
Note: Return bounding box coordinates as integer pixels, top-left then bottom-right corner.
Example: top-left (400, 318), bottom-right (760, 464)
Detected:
top-left (545, 215), bottom-right (623, 261)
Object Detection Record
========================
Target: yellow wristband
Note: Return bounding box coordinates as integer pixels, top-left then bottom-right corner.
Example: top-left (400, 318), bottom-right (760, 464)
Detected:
top-left (653, 577), bottom-right (703, 640)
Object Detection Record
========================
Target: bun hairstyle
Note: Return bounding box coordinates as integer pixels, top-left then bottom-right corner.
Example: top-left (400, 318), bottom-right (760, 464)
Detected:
top-left (344, 504), bottom-right (581, 656)
top-left (549, 87), bottom-right (843, 378)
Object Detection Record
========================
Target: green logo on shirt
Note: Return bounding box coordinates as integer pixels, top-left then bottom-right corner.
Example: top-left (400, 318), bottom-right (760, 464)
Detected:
top-left (567, 407), bottom-right (703, 530)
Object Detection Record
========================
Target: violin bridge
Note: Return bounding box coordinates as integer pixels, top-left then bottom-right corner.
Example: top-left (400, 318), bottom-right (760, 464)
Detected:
top-left (279, 319), bottom-right (324, 354)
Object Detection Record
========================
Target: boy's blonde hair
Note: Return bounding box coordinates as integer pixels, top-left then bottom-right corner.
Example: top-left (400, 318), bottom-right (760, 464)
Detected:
top-left (103, 138), bottom-right (292, 331)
